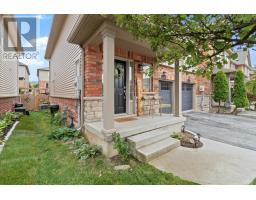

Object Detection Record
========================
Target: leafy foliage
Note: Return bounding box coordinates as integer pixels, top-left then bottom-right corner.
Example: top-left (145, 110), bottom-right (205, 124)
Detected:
top-left (112, 132), bottom-right (131, 162)
top-left (213, 71), bottom-right (229, 111)
top-left (73, 138), bottom-right (101, 160)
top-left (233, 70), bottom-right (249, 108)
top-left (48, 127), bottom-right (80, 141)
top-left (51, 112), bottom-right (67, 126)
top-left (115, 15), bottom-right (256, 77)
top-left (246, 79), bottom-right (256, 96)
top-left (0, 112), bottom-right (21, 143)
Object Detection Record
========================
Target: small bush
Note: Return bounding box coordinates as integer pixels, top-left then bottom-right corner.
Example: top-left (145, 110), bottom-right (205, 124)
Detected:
top-left (112, 132), bottom-right (131, 162)
top-left (48, 127), bottom-right (80, 141)
top-left (73, 138), bottom-right (101, 160)
top-left (171, 132), bottom-right (183, 140)
top-left (0, 112), bottom-right (21, 140)
top-left (51, 112), bottom-right (67, 126)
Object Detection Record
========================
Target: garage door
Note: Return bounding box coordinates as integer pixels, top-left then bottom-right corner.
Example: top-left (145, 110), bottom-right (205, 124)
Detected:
top-left (159, 81), bottom-right (172, 113)
top-left (182, 83), bottom-right (193, 111)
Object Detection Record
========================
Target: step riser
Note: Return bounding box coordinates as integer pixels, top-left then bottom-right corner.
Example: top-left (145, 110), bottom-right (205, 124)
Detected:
top-left (129, 132), bottom-right (171, 150)
top-left (121, 120), bottom-right (184, 138)
top-left (136, 141), bottom-right (180, 162)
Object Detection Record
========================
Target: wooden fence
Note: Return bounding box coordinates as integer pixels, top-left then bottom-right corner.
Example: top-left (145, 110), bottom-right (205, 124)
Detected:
top-left (20, 92), bottom-right (49, 111)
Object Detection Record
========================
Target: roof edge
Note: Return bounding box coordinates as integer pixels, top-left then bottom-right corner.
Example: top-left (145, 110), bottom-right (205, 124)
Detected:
top-left (45, 15), bottom-right (67, 59)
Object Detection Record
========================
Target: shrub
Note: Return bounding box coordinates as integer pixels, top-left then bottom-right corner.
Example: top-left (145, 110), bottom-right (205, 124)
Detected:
top-left (51, 112), bottom-right (67, 126)
top-left (112, 132), bottom-right (131, 162)
top-left (171, 132), bottom-right (183, 140)
top-left (0, 112), bottom-right (21, 140)
top-left (73, 138), bottom-right (101, 160)
top-left (233, 70), bottom-right (249, 108)
top-left (213, 71), bottom-right (229, 112)
top-left (48, 127), bottom-right (80, 141)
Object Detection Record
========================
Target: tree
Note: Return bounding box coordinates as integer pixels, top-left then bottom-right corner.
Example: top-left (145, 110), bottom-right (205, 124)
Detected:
top-left (246, 79), bottom-right (256, 110)
top-left (212, 71), bottom-right (229, 112)
top-left (233, 70), bottom-right (249, 109)
top-left (115, 15), bottom-right (256, 77)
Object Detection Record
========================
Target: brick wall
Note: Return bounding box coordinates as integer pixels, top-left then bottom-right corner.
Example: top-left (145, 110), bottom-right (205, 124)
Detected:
top-left (84, 46), bottom-right (103, 97)
top-left (83, 44), bottom-right (211, 122)
top-left (49, 96), bottom-right (79, 125)
top-left (153, 65), bottom-right (211, 95)
top-left (0, 96), bottom-right (20, 115)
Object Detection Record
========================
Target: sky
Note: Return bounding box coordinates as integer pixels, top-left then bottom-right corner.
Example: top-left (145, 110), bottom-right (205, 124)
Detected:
top-left (15, 14), bottom-right (256, 82)
top-left (16, 14), bottom-right (53, 82)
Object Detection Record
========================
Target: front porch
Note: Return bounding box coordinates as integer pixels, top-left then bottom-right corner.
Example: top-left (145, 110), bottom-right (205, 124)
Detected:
top-left (68, 15), bottom-right (185, 159)
top-left (85, 114), bottom-right (185, 159)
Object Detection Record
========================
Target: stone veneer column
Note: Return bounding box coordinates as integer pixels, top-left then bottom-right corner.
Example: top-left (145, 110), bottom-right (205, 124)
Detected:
top-left (174, 60), bottom-right (182, 117)
top-left (101, 29), bottom-right (116, 136)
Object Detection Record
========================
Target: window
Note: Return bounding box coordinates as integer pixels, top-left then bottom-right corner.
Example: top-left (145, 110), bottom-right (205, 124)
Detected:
top-left (160, 81), bottom-right (170, 90)
top-left (19, 77), bottom-right (24, 80)
top-left (142, 64), bottom-right (152, 92)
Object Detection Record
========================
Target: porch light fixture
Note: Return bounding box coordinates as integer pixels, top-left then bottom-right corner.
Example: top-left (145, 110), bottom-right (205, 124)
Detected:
top-left (187, 76), bottom-right (191, 83)
top-left (161, 71), bottom-right (167, 79)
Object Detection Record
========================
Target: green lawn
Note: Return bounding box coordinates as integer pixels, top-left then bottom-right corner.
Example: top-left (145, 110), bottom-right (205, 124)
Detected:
top-left (0, 112), bottom-right (196, 185)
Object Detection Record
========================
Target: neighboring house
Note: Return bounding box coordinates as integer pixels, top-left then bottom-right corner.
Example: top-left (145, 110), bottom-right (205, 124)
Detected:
top-left (0, 15), bottom-right (22, 114)
top-left (45, 15), bottom-right (211, 159)
top-left (212, 49), bottom-right (254, 105)
top-left (18, 62), bottom-right (30, 94)
top-left (37, 67), bottom-right (50, 94)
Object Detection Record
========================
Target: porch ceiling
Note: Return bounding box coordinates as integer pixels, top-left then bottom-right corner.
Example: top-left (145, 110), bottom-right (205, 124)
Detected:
top-left (67, 15), bottom-right (155, 57)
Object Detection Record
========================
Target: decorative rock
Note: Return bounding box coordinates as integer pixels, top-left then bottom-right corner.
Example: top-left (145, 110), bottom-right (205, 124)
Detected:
top-left (114, 165), bottom-right (130, 171)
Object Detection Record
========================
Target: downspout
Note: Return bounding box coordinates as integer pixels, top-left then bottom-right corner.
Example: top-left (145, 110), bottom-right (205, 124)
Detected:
top-left (77, 46), bottom-right (85, 131)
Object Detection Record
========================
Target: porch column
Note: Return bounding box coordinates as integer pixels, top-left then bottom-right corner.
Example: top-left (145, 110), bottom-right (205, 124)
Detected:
top-left (174, 60), bottom-right (182, 117)
top-left (101, 29), bottom-right (116, 135)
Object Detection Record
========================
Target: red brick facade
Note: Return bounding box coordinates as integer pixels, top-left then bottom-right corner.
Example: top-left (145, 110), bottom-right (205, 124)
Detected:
top-left (0, 96), bottom-right (20, 115)
top-left (84, 46), bottom-right (103, 97)
top-left (153, 66), bottom-right (211, 95)
top-left (84, 45), bottom-right (155, 97)
top-left (49, 96), bottom-right (79, 124)
top-left (84, 44), bottom-right (210, 98)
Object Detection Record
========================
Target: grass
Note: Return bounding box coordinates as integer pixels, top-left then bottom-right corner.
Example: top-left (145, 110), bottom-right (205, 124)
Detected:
top-left (0, 112), bottom-right (196, 185)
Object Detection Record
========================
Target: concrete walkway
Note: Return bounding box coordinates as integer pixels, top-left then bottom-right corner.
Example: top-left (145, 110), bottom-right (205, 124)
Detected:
top-left (149, 138), bottom-right (256, 185)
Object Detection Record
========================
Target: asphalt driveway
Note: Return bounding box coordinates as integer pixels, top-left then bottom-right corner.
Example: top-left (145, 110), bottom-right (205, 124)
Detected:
top-left (184, 112), bottom-right (256, 151)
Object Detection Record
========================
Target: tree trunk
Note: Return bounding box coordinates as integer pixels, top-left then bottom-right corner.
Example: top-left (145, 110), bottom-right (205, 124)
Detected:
top-left (218, 100), bottom-right (220, 113)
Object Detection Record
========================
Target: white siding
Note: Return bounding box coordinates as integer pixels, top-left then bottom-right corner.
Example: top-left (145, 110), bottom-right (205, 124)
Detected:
top-left (0, 16), bottom-right (19, 98)
top-left (39, 70), bottom-right (49, 81)
top-left (50, 15), bottom-right (82, 99)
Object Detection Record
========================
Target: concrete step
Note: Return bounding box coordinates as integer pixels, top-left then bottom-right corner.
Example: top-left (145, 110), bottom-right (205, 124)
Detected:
top-left (136, 137), bottom-right (180, 162)
top-left (127, 129), bottom-right (171, 149)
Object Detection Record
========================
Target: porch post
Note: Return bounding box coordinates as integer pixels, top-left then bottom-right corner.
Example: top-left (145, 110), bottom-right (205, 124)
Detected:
top-left (101, 29), bottom-right (116, 136)
top-left (174, 60), bottom-right (182, 117)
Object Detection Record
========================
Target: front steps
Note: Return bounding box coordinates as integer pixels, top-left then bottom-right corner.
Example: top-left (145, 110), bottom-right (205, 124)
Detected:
top-left (127, 129), bottom-right (180, 162)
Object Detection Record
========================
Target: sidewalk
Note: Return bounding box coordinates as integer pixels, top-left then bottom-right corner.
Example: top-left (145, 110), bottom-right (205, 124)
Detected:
top-left (149, 138), bottom-right (256, 185)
